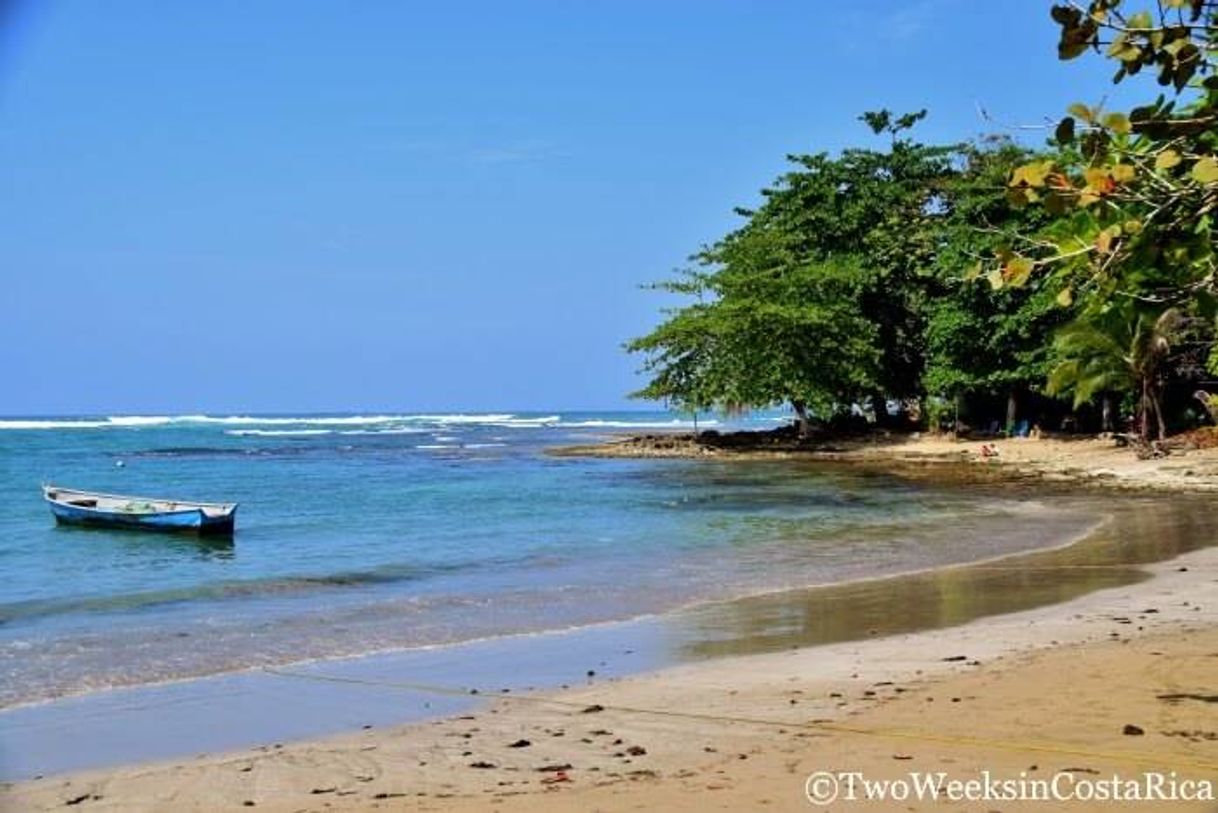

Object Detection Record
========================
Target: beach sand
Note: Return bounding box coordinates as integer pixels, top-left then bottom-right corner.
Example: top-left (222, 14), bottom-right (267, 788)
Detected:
top-left (6, 539), bottom-right (1216, 812)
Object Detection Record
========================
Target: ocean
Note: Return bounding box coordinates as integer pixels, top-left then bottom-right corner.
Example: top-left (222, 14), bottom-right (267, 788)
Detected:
top-left (0, 411), bottom-right (1100, 708)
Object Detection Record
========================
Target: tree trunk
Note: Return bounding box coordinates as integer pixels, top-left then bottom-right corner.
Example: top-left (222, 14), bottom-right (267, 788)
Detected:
top-left (1139, 378), bottom-right (1151, 442)
top-left (791, 400), bottom-right (812, 440)
top-left (1151, 388), bottom-right (1167, 441)
top-left (1006, 389), bottom-right (1018, 434)
top-left (870, 394), bottom-right (888, 428)
top-left (1101, 394), bottom-right (1114, 433)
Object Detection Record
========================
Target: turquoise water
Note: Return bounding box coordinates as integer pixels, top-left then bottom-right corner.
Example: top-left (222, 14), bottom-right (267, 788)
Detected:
top-left (0, 412), bottom-right (1097, 706)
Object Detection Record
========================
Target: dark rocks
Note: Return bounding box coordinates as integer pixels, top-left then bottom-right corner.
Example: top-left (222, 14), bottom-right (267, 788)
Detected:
top-left (581, 704), bottom-right (605, 714)
top-left (508, 739), bottom-right (532, 748)
top-left (1123, 724), bottom-right (1145, 736)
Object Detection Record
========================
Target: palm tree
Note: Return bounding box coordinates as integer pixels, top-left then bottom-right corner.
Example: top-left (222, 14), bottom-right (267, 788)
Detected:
top-left (1047, 307), bottom-right (1184, 441)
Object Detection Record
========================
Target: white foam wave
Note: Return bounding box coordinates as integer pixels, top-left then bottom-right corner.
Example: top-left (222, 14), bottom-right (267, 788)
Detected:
top-left (0, 419), bottom-right (111, 430)
top-left (225, 429), bottom-right (333, 437)
top-left (338, 428), bottom-right (429, 435)
top-left (0, 413), bottom-right (550, 431)
top-left (560, 419), bottom-right (720, 429)
top-left (485, 416), bottom-right (561, 429)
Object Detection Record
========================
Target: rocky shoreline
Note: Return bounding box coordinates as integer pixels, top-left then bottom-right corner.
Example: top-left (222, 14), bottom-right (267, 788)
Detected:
top-left (550, 427), bottom-right (1218, 492)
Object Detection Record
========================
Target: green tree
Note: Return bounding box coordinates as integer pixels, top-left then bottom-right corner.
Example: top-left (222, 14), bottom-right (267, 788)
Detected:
top-left (1002, 3), bottom-right (1218, 323)
top-left (924, 139), bottom-right (1072, 428)
top-left (1048, 304), bottom-right (1186, 440)
top-left (629, 112), bottom-right (956, 432)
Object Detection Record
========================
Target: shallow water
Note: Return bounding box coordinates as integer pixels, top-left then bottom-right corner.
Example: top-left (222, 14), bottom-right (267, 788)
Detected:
top-left (0, 412), bottom-right (1108, 706)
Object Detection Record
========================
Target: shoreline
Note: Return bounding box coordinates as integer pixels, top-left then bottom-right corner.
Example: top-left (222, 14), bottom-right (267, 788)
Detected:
top-left (0, 497), bottom-right (1106, 717)
top-left (4, 486), bottom-right (1216, 810)
top-left (550, 430), bottom-right (1218, 492)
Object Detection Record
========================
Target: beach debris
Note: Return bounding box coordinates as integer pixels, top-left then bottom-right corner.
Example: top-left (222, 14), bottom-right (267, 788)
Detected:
top-left (1157, 692), bottom-right (1218, 704)
top-left (63, 794), bottom-right (91, 806)
top-left (942, 655), bottom-right (968, 662)
top-left (625, 745), bottom-right (647, 756)
top-left (581, 704), bottom-right (605, 714)
top-left (536, 763), bottom-right (573, 772)
top-left (1122, 724), bottom-right (1145, 736)
top-left (372, 792), bottom-right (407, 799)
top-left (469, 761), bottom-right (497, 769)
top-left (1163, 729), bottom-right (1218, 742)
top-left (242, 802), bottom-right (255, 807)
top-left (309, 787), bottom-right (337, 794)
top-left (540, 771), bottom-right (571, 785)
top-left (892, 754), bottom-right (913, 760)
top-left (508, 739), bottom-right (532, 748)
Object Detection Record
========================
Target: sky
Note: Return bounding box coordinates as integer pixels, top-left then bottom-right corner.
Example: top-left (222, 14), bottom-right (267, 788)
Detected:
top-left (0, 1), bottom-right (1139, 415)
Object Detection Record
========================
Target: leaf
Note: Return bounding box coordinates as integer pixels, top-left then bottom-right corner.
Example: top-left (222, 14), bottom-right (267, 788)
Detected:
top-left (1010, 160), bottom-right (1054, 189)
top-left (1055, 116), bottom-right (1076, 145)
top-left (1056, 287), bottom-right (1074, 307)
top-left (1095, 225), bottom-right (1122, 254)
top-left (986, 268), bottom-right (1004, 291)
top-left (1110, 163), bottom-right (1135, 183)
top-left (1102, 113), bottom-right (1131, 135)
top-left (1191, 157), bottom-right (1218, 184)
top-left (1126, 11), bottom-right (1153, 29)
top-left (1003, 257), bottom-right (1035, 287)
top-left (1067, 103), bottom-right (1094, 123)
top-left (1155, 149), bottom-right (1182, 170)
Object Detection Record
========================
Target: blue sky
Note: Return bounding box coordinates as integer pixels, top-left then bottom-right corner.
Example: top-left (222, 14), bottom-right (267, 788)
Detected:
top-left (0, 1), bottom-right (1134, 414)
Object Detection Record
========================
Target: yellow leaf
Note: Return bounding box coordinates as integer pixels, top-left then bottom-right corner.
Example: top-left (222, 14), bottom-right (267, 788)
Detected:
top-left (1010, 160), bottom-right (1054, 189)
top-left (1110, 163), bottom-right (1136, 183)
top-left (1192, 157), bottom-right (1218, 184)
top-left (1067, 103), bottom-right (1094, 123)
top-left (1083, 167), bottom-right (1110, 188)
top-left (1103, 113), bottom-right (1131, 134)
top-left (1123, 219), bottom-right (1143, 235)
top-left (963, 261), bottom-right (982, 281)
top-left (1095, 225), bottom-right (1122, 254)
top-left (1003, 257), bottom-right (1034, 287)
top-left (986, 268), bottom-right (1004, 291)
top-left (1056, 287), bottom-right (1074, 308)
top-left (1155, 150), bottom-right (1182, 170)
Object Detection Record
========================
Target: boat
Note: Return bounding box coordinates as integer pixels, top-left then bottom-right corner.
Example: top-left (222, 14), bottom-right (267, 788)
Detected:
top-left (43, 485), bottom-right (238, 535)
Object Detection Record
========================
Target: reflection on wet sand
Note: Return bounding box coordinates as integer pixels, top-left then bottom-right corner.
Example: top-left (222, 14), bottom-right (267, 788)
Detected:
top-left (670, 492), bottom-right (1214, 659)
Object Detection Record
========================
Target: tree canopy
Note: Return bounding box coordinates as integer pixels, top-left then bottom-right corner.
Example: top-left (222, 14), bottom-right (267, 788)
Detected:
top-left (629, 3), bottom-right (1218, 442)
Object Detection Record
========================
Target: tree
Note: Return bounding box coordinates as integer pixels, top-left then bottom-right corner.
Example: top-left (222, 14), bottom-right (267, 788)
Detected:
top-left (1048, 303), bottom-right (1186, 440)
top-left (924, 139), bottom-right (1072, 428)
top-left (628, 112), bottom-right (955, 432)
top-left (1001, 3), bottom-right (1218, 329)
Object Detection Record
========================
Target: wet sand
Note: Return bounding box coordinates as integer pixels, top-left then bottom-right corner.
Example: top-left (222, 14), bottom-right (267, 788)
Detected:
top-left (3, 492), bottom-right (1216, 811)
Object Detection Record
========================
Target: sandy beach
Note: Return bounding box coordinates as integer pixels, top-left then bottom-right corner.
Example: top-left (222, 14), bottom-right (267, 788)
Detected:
top-left (4, 441), bottom-right (1216, 812)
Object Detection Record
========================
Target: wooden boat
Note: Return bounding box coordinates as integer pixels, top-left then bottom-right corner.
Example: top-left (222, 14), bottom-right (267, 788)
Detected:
top-left (43, 485), bottom-right (237, 535)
